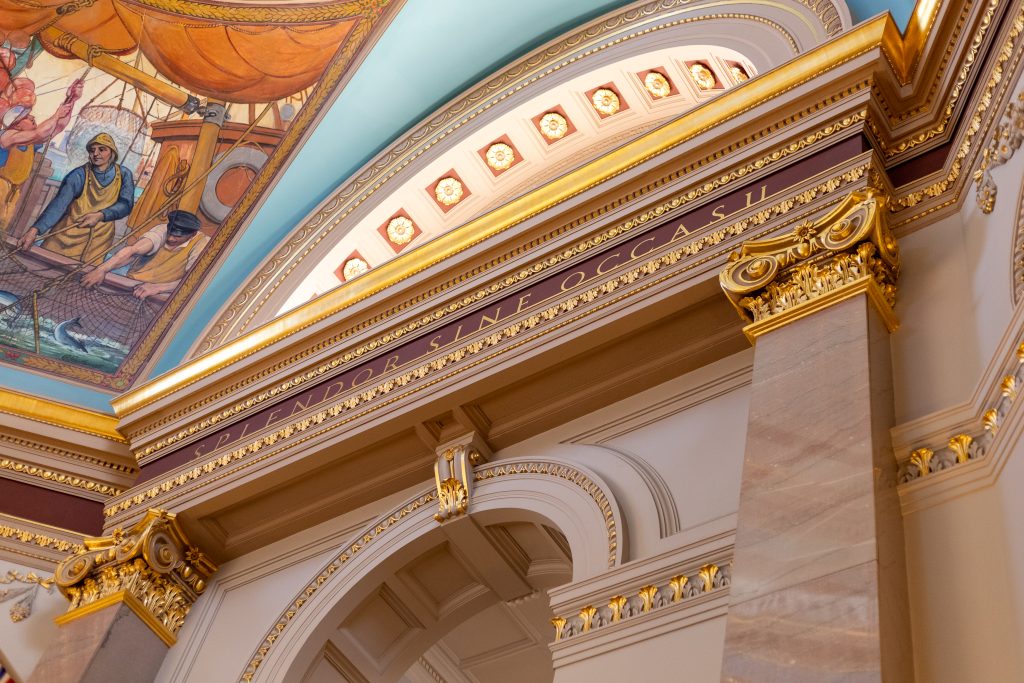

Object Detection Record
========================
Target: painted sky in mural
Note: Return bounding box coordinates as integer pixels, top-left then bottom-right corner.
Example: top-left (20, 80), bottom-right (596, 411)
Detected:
top-left (0, 0), bottom-right (375, 390)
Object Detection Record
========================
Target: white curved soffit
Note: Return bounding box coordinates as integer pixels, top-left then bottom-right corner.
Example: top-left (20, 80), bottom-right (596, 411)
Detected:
top-left (195, 0), bottom-right (851, 353)
top-left (236, 457), bottom-right (625, 683)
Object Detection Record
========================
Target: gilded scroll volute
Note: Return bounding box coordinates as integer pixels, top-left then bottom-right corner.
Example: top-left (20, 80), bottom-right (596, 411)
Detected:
top-left (53, 509), bottom-right (216, 645)
top-left (720, 189), bottom-right (898, 332)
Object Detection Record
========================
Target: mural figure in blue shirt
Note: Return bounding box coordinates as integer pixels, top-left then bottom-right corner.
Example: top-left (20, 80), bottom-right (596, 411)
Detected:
top-left (0, 79), bottom-right (82, 232)
top-left (17, 130), bottom-right (135, 265)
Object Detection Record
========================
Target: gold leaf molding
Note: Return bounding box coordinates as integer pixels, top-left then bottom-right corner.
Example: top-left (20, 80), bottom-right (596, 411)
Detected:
top-left (53, 509), bottom-right (216, 646)
top-left (104, 164), bottom-right (870, 520)
top-left (720, 188), bottom-right (898, 342)
top-left (551, 561), bottom-right (730, 642)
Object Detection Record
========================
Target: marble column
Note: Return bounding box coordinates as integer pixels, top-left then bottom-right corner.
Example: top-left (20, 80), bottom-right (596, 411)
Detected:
top-left (29, 509), bottom-right (216, 683)
top-left (718, 189), bottom-right (913, 682)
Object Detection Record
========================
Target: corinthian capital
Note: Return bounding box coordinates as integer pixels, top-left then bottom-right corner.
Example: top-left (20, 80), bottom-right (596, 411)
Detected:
top-left (53, 509), bottom-right (216, 645)
top-left (719, 188), bottom-right (899, 341)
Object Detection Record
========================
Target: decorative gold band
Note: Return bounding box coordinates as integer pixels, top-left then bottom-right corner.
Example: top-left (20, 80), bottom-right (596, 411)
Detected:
top-left (720, 188), bottom-right (900, 343)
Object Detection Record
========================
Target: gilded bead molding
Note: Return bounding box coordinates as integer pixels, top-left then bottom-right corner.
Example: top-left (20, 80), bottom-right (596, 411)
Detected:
top-left (720, 188), bottom-right (899, 342)
top-left (551, 561), bottom-right (730, 642)
top-left (53, 509), bottom-right (216, 646)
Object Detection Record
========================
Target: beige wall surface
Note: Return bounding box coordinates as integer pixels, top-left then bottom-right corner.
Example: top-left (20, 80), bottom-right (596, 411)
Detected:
top-left (0, 559), bottom-right (65, 681)
top-left (154, 351), bottom-right (752, 682)
top-left (553, 615), bottom-right (727, 683)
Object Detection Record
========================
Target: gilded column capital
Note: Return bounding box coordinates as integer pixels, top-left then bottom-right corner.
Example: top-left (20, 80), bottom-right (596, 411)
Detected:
top-left (720, 188), bottom-right (899, 342)
top-left (52, 509), bottom-right (216, 646)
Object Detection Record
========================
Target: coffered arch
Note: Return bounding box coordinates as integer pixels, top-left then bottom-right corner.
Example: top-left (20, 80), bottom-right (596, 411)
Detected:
top-left (237, 457), bottom-right (624, 683)
top-left (194, 0), bottom-right (850, 355)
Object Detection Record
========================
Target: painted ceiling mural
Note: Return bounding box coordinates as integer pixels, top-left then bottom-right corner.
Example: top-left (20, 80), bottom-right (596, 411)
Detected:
top-left (0, 0), bottom-right (394, 390)
top-left (0, 0), bottom-right (916, 407)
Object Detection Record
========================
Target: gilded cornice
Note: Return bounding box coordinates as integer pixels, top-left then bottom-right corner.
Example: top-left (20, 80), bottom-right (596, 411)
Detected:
top-left (119, 15), bottom-right (899, 420)
top-left (0, 388), bottom-right (124, 443)
top-left (899, 343), bottom-right (1024, 484)
top-left (200, 0), bottom-right (841, 352)
top-left (53, 509), bottom-right (216, 646)
top-left (122, 109), bottom-right (872, 454)
top-left (720, 188), bottom-right (899, 341)
top-left (892, 3), bottom-right (1024, 223)
top-left (105, 162), bottom-right (872, 521)
top-left (974, 90), bottom-right (1024, 215)
top-left (0, 513), bottom-right (86, 568)
top-left (0, 456), bottom-right (124, 498)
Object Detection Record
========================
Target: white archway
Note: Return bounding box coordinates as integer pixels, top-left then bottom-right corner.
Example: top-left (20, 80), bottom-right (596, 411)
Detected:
top-left (236, 458), bottom-right (624, 683)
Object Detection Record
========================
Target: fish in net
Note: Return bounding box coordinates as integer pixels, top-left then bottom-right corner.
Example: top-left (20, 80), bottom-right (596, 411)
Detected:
top-left (0, 240), bottom-right (159, 373)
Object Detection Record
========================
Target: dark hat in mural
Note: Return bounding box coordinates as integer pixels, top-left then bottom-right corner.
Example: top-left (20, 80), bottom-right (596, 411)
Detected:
top-left (166, 210), bottom-right (201, 236)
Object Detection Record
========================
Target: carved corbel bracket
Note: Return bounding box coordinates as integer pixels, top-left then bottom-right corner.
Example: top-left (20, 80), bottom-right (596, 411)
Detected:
top-left (52, 508), bottom-right (216, 646)
top-left (719, 188), bottom-right (899, 342)
top-left (433, 433), bottom-right (489, 523)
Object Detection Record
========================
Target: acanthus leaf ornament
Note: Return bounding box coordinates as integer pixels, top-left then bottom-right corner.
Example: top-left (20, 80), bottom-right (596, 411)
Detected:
top-left (52, 508), bottom-right (216, 645)
top-left (973, 91), bottom-right (1024, 214)
top-left (433, 434), bottom-right (488, 523)
top-left (720, 188), bottom-right (899, 342)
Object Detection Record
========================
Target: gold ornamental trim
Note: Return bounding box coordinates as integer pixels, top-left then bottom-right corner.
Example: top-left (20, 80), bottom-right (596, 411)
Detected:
top-left (120, 0), bottom-right (379, 23)
top-left (54, 509), bottom-right (216, 645)
top-left (127, 111), bottom-right (870, 459)
top-left (0, 514), bottom-right (85, 555)
top-left (105, 163), bottom-right (871, 520)
top-left (0, 388), bottom-right (124, 442)
top-left (892, 2), bottom-right (1024, 220)
top-left (551, 561), bottom-right (730, 642)
top-left (720, 188), bottom-right (899, 342)
top-left (0, 457), bottom-right (124, 497)
top-left (116, 14), bottom-right (904, 417)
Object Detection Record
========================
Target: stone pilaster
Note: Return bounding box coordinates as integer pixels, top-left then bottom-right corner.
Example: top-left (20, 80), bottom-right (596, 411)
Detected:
top-left (29, 509), bottom-right (216, 683)
top-left (719, 189), bottom-right (913, 682)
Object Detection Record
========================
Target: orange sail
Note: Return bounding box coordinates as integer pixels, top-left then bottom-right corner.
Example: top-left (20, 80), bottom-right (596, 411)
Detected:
top-left (1, 0), bottom-right (365, 102)
top-left (0, 0), bottom-right (137, 56)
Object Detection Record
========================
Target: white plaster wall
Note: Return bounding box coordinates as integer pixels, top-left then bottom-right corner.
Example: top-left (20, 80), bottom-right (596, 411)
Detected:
top-left (0, 559), bottom-right (65, 681)
top-left (155, 486), bottom-right (423, 683)
top-left (892, 116), bottom-right (1024, 424)
top-left (553, 614), bottom-right (727, 683)
top-left (163, 351), bottom-right (751, 682)
top-left (499, 350), bottom-right (752, 559)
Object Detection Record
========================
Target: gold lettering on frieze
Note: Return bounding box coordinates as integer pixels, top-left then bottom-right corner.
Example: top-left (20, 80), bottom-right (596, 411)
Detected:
top-left (596, 253), bottom-right (622, 275)
top-left (560, 271), bottom-right (587, 291)
top-left (745, 184), bottom-right (768, 207)
top-left (136, 115), bottom-right (870, 462)
top-left (109, 166), bottom-right (873, 520)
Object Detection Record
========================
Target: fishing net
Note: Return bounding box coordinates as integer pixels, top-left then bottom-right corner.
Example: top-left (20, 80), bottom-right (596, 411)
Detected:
top-left (64, 105), bottom-right (146, 175)
top-left (0, 239), bottom-right (159, 372)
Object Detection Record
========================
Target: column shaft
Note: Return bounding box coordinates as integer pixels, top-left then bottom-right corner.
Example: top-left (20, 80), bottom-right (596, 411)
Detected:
top-left (721, 293), bottom-right (912, 682)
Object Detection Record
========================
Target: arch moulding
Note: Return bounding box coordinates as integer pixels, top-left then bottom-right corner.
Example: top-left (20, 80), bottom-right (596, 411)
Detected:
top-left (236, 456), bottom-right (625, 683)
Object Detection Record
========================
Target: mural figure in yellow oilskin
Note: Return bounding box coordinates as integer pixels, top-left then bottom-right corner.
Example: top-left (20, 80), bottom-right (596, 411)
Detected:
top-left (17, 131), bottom-right (135, 265)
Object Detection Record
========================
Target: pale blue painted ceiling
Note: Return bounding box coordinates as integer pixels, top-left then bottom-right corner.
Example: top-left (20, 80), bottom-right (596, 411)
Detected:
top-left (154, 0), bottom-right (916, 376)
top-left (0, 0), bottom-right (918, 411)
